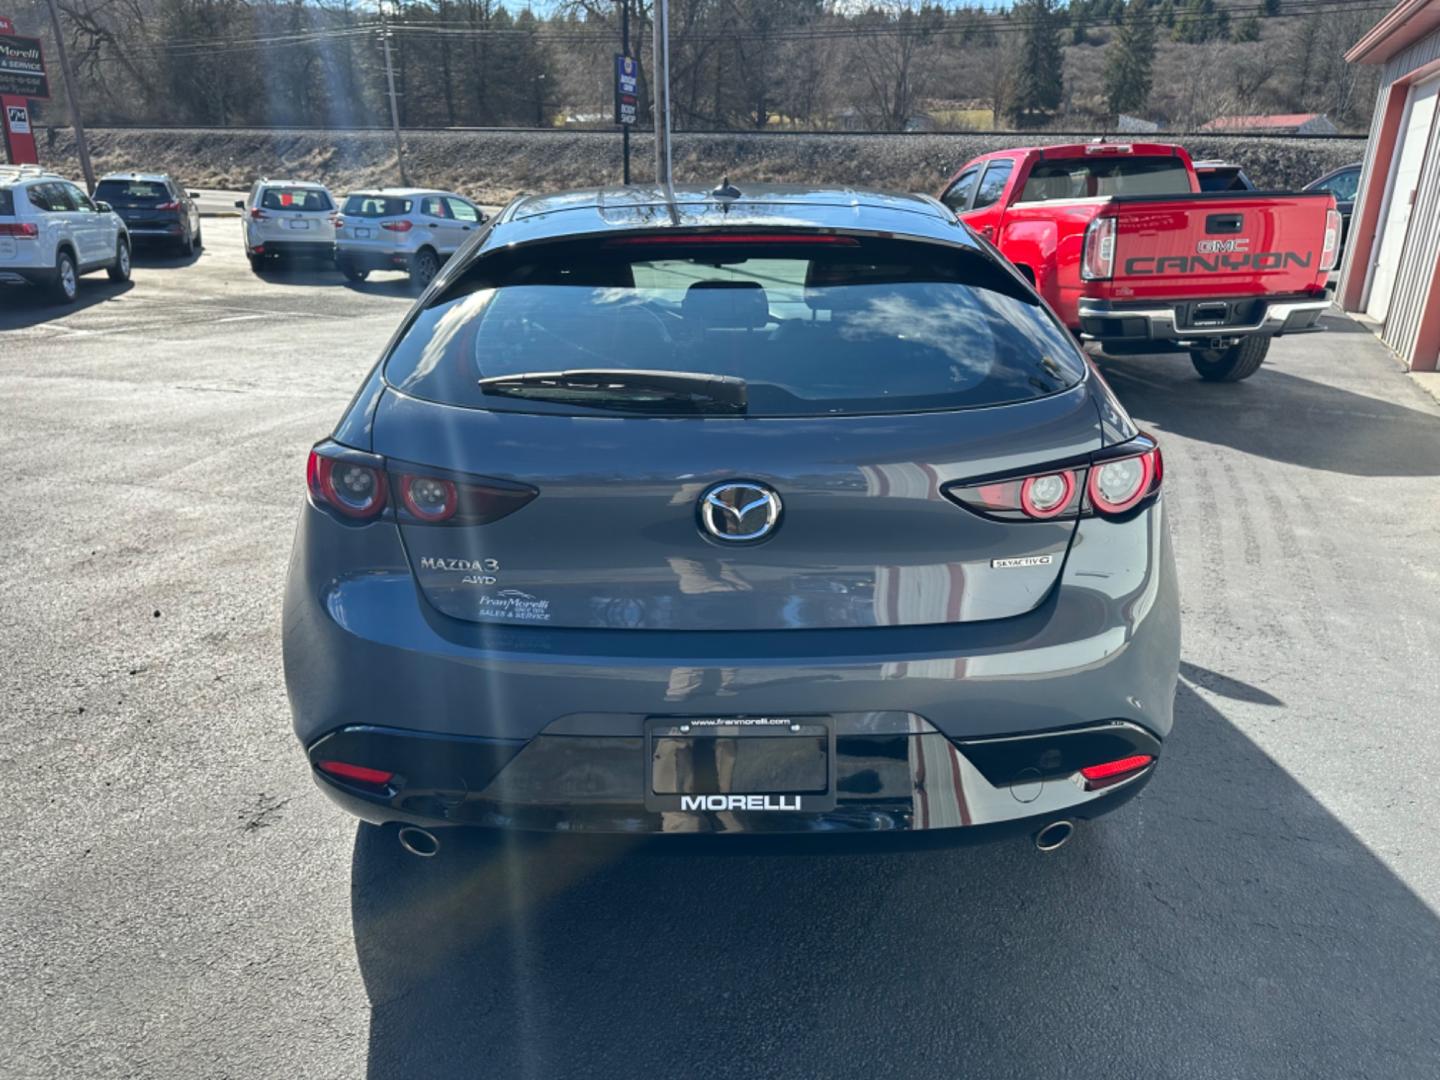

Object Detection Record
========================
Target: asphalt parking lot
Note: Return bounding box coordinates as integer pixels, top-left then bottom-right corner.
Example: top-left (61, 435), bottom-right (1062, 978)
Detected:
top-left (3, 226), bottom-right (1439, 1079)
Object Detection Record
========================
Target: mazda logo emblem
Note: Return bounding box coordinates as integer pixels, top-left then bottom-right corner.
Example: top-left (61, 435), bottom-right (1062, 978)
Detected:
top-left (698, 481), bottom-right (782, 543)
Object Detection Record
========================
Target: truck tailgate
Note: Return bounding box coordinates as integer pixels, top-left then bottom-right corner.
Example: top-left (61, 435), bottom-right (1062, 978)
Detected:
top-left (1104, 192), bottom-right (1334, 300)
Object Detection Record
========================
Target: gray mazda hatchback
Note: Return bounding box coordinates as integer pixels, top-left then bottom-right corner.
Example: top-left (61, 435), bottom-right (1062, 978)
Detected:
top-left (283, 184), bottom-right (1180, 853)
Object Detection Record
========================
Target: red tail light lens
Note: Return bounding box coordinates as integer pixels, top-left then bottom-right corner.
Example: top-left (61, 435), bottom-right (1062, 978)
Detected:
top-left (249, 207), bottom-right (268, 221)
top-left (317, 760), bottom-right (395, 786)
top-left (307, 447), bottom-right (388, 520)
top-left (155, 201), bottom-right (181, 211)
top-left (0, 222), bottom-right (38, 238)
top-left (381, 220), bottom-right (413, 232)
top-left (1081, 216), bottom-right (1117, 281)
top-left (1019, 472), bottom-right (1076, 519)
top-left (1080, 754), bottom-right (1154, 789)
top-left (332, 214), bottom-right (345, 228)
top-left (400, 474), bottom-right (459, 522)
top-left (1087, 446), bottom-right (1160, 515)
top-left (1320, 208), bottom-right (1342, 272)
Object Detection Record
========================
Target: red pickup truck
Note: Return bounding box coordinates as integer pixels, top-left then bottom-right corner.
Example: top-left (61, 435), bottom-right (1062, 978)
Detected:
top-left (938, 142), bottom-right (1342, 381)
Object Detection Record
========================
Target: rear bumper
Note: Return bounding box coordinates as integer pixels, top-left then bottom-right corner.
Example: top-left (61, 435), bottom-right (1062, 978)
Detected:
top-left (251, 240), bottom-right (335, 259)
top-left (284, 496), bottom-right (1180, 836)
top-left (1078, 295), bottom-right (1329, 349)
top-left (336, 246), bottom-right (411, 272)
top-left (305, 719), bottom-right (1160, 834)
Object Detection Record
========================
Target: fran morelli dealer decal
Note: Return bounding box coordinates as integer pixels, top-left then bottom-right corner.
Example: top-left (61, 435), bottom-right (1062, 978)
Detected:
top-left (991, 554), bottom-right (1054, 569)
top-left (417, 557), bottom-right (553, 620)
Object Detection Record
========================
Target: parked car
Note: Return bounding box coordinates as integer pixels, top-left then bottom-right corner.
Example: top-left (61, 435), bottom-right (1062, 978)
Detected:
top-left (0, 165), bottom-right (131, 303)
top-left (939, 141), bottom-right (1341, 382)
top-left (1304, 162), bottom-right (1363, 261)
top-left (236, 180), bottom-right (336, 271)
top-left (1193, 160), bottom-right (1258, 191)
top-left (93, 172), bottom-right (201, 255)
top-left (335, 188), bottom-right (488, 288)
top-left (284, 184), bottom-right (1181, 855)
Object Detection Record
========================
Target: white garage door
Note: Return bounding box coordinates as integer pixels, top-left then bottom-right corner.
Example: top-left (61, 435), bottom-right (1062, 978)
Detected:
top-left (1367, 75), bottom-right (1440, 324)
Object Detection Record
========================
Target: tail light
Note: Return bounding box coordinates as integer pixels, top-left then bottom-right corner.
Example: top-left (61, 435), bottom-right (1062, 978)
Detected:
top-left (249, 207), bottom-right (268, 221)
top-left (1080, 754), bottom-right (1154, 790)
top-left (1320, 208), bottom-right (1342, 272)
top-left (307, 446), bottom-right (388, 521)
top-left (317, 760), bottom-right (395, 786)
top-left (305, 441), bottom-right (538, 526)
top-left (155, 201), bottom-right (181, 211)
top-left (1081, 216), bottom-right (1117, 281)
top-left (945, 433), bottom-right (1162, 522)
top-left (0, 222), bottom-right (38, 237)
top-left (381, 220), bottom-right (413, 233)
top-left (332, 214), bottom-right (345, 228)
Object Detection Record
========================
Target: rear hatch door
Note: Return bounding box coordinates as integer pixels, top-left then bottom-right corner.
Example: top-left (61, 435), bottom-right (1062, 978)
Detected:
top-left (369, 229), bottom-right (1102, 631)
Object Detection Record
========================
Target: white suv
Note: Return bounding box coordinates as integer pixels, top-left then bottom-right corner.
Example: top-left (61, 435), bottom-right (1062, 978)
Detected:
top-left (236, 179), bottom-right (337, 271)
top-left (334, 188), bottom-right (487, 288)
top-left (0, 166), bottom-right (131, 303)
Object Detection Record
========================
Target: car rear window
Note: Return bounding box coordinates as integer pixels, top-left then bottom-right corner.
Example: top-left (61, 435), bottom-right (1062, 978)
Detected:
top-left (383, 236), bottom-right (1085, 417)
top-left (95, 180), bottom-right (170, 203)
top-left (1018, 156), bottom-right (1192, 201)
top-left (343, 194), bottom-right (412, 217)
top-left (261, 187), bottom-right (333, 212)
top-left (0, 189), bottom-right (12, 216)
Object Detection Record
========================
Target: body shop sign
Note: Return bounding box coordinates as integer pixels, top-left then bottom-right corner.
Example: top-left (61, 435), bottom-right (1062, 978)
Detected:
top-left (0, 32), bottom-right (49, 99)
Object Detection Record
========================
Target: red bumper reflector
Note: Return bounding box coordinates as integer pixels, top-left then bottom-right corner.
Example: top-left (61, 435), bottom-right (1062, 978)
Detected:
top-left (1080, 754), bottom-right (1154, 788)
top-left (317, 760), bottom-right (395, 786)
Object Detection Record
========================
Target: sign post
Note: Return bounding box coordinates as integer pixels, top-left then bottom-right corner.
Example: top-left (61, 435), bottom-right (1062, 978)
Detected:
top-left (614, 51), bottom-right (637, 184)
top-left (0, 14), bottom-right (48, 167)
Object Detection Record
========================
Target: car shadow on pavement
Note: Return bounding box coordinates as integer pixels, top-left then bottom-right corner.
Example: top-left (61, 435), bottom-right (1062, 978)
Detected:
top-left (1098, 349), bottom-right (1440, 477)
top-left (131, 245), bottom-right (202, 269)
top-left (0, 279), bottom-right (133, 331)
top-left (350, 682), bottom-right (1440, 1079)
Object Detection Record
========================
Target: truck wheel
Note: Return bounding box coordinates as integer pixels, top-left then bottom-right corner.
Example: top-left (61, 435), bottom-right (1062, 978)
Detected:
top-left (1190, 336), bottom-right (1270, 382)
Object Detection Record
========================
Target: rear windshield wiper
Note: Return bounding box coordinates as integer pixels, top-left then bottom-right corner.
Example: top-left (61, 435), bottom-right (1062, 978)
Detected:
top-left (478, 369), bottom-right (747, 414)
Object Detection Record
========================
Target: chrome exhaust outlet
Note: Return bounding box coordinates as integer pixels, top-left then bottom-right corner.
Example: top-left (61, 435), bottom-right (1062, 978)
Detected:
top-left (1034, 820), bottom-right (1074, 853)
top-left (397, 826), bottom-right (441, 858)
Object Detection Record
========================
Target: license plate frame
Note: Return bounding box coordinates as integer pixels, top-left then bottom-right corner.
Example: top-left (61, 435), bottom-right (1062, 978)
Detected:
top-left (288, 218), bottom-right (311, 230)
top-left (354, 227), bottom-right (372, 239)
top-left (644, 716), bottom-right (836, 813)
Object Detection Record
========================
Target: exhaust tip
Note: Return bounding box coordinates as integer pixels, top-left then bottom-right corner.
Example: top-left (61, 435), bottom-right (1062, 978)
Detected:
top-left (1034, 820), bottom-right (1074, 853)
top-left (397, 825), bottom-right (441, 858)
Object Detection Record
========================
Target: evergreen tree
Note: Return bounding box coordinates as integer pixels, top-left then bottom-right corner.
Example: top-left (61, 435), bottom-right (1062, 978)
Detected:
top-left (1174, 0), bottom-right (1222, 43)
top-left (1235, 12), bottom-right (1262, 42)
top-left (1104, 0), bottom-right (1157, 117)
top-left (1261, 0), bottom-right (1281, 14)
top-left (1007, 0), bottom-right (1064, 127)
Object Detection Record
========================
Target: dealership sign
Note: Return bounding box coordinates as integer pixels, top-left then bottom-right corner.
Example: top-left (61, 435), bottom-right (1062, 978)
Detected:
top-left (0, 28), bottom-right (48, 99)
top-left (614, 53), bottom-right (637, 126)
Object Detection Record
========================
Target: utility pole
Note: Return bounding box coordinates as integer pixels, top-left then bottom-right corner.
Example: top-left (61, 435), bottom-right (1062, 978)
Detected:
top-left (652, 0), bottom-right (674, 199)
top-left (43, 0), bottom-right (94, 191)
top-left (380, 9), bottom-right (408, 186)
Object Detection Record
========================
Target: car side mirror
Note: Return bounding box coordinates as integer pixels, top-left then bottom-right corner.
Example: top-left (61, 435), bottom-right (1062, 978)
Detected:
top-left (234, 199), bottom-right (245, 209)
top-left (189, 191), bottom-right (200, 198)
top-left (95, 200), bottom-right (112, 213)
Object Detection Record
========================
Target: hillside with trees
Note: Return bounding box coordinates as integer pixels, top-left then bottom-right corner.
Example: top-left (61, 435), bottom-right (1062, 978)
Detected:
top-left (2, 0), bottom-right (1383, 133)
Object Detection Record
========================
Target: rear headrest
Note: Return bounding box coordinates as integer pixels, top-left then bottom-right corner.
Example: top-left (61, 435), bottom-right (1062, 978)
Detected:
top-left (681, 280), bottom-right (770, 329)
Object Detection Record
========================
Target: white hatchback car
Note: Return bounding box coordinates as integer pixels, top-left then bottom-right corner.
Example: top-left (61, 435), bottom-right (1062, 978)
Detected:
top-left (334, 188), bottom-right (487, 288)
top-left (237, 179), bottom-right (337, 271)
top-left (0, 165), bottom-right (131, 303)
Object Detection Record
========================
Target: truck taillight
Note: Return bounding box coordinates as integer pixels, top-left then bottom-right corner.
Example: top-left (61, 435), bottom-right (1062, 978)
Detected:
top-left (1081, 216), bottom-right (1117, 281)
top-left (249, 207), bottom-right (268, 221)
top-left (0, 222), bottom-right (38, 238)
top-left (381, 220), bottom-right (413, 233)
top-left (1320, 208), bottom-right (1342, 273)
